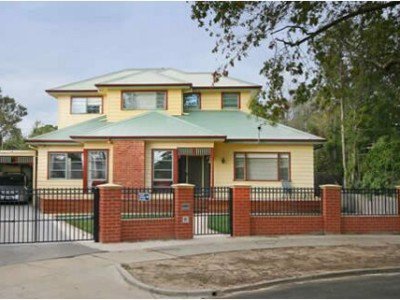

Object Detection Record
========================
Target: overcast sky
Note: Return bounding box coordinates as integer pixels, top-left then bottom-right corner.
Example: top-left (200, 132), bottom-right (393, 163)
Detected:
top-left (0, 2), bottom-right (265, 135)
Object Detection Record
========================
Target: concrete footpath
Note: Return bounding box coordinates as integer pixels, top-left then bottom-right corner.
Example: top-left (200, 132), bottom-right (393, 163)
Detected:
top-left (1, 235), bottom-right (400, 298)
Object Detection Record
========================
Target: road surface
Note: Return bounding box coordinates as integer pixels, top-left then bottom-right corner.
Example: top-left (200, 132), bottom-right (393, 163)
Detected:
top-left (229, 273), bottom-right (400, 299)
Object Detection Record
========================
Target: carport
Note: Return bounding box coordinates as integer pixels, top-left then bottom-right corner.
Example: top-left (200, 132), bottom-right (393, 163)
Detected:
top-left (0, 150), bottom-right (36, 188)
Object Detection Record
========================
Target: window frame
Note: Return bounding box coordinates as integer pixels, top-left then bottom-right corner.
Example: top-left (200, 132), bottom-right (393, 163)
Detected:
top-left (183, 92), bottom-right (201, 111)
top-left (48, 151), bottom-right (83, 180)
top-left (70, 96), bottom-right (103, 115)
top-left (233, 152), bottom-right (291, 182)
top-left (121, 90), bottom-right (168, 111)
top-left (221, 92), bottom-right (241, 110)
top-left (151, 149), bottom-right (174, 189)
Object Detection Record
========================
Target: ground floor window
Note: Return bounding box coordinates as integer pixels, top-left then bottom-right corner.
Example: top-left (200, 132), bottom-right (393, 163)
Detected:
top-left (49, 152), bottom-right (83, 179)
top-left (234, 152), bottom-right (290, 181)
top-left (87, 150), bottom-right (108, 187)
top-left (152, 149), bottom-right (173, 189)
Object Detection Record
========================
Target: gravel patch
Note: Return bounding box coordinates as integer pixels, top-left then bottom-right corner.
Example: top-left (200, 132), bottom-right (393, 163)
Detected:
top-left (124, 245), bottom-right (400, 290)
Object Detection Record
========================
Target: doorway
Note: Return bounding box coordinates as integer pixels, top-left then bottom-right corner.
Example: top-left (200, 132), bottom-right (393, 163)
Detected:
top-left (178, 155), bottom-right (210, 188)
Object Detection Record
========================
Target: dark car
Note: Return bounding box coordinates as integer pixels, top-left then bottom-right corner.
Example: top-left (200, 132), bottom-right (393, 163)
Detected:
top-left (0, 173), bottom-right (29, 204)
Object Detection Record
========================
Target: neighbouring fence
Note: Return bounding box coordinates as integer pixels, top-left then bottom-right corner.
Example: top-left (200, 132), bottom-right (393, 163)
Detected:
top-left (341, 188), bottom-right (400, 234)
top-left (122, 187), bottom-right (174, 219)
top-left (0, 188), bottom-right (96, 244)
top-left (251, 187), bottom-right (322, 216)
top-left (341, 189), bottom-right (398, 215)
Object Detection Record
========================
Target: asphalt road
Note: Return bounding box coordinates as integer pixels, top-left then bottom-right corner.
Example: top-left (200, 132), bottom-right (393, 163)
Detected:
top-left (229, 273), bottom-right (400, 299)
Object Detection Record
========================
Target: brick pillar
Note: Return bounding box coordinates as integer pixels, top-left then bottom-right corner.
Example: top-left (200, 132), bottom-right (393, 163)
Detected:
top-left (98, 183), bottom-right (122, 243)
top-left (172, 184), bottom-right (194, 239)
top-left (232, 185), bottom-right (251, 237)
top-left (321, 184), bottom-right (342, 234)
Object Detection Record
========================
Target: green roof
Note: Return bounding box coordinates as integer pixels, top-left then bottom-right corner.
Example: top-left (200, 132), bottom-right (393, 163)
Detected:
top-left (46, 68), bottom-right (261, 92)
top-left (27, 116), bottom-right (109, 143)
top-left (178, 111), bottom-right (324, 142)
top-left (70, 112), bottom-right (225, 140)
top-left (27, 111), bottom-right (324, 144)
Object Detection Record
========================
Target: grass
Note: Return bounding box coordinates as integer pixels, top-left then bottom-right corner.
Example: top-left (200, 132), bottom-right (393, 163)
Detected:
top-left (65, 219), bottom-right (93, 234)
top-left (207, 214), bottom-right (231, 234)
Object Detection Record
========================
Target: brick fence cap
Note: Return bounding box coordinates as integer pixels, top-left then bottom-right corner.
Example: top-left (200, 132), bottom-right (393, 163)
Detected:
top-left (319, 184), bottom-right (342, 189)
top-left (232, 184), bottom-right (251, 188)
top-left (395, 186), bottom-right (400, 189)
top-left (97, 183), bottom-right (123, 189)
top-left (171, 183), bottom-right (195, 188)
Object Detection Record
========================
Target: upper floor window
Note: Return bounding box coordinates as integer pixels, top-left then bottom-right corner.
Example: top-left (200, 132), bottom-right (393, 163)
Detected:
top-left (122, 91), bottom-right (167, 110)
top-left (183, 93), bottom-right (201, 111)
top-left (222, 92), bottom-right (240, 109)
top-left (234, 152), bottom-right (290, 181)
top-left (71, 97), bottom-right (102, 114)
top-left (49, 152), bottom-right (83, 180)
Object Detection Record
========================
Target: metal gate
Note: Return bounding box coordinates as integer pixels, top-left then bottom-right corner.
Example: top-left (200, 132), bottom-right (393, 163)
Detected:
top-left (0, 188), bottom-right (99, 244)
top-left (194, 187), bottom-right (232, 235)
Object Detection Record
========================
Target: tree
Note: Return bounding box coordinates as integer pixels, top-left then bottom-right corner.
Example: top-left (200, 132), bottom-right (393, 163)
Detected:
top-left (0, 88), bottom-right (27, 149)
top-left (29, 121), bottom-right (57, 138)
top-left (191, 1), bottom-right (400, 120)
top-left (361, 136), bottom-right (400, 188)
top-left (191, 2), bottom-right (400, 187)
top-left (2, 128), bottom-right (28, 150)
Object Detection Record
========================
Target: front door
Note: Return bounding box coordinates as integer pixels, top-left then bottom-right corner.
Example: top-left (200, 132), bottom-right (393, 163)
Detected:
top-left (178, 155), bottom-right (210, 188)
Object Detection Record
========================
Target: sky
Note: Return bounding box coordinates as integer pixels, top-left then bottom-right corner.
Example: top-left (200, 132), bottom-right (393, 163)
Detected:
top-left (0, 1), bottom-right (265, 135)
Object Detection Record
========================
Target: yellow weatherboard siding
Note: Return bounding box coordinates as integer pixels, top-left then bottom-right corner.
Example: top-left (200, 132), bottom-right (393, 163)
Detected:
top-left (104, 88), bottom-right (183, 122)
top-left (198, 90), bottom-right (251, 112)
top-left (57, 95), bottom-right (105, 128)
top-left (144, 141), bottom-right (313, 188)
top-left (55, 88), bottom-right (255, 128)
top-left (37, 145), bottom-right (84, 188)
top-left (36, 142), bottom-right (113, 188)
top-left (214, 142), bottom-right (314, 187)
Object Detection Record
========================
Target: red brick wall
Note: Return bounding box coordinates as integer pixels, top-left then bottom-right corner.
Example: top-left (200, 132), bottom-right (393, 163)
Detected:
top-left (40, 198), bottom-right (93, 214)
top-left (322, 185), bottom-right (342, 234)
top-left (99, 185), bottom-right (122, 243)
top-left (113, 140), bottom-right (145, 188)
top-left (341, 216), bottom-right (400, 234)
top-left (173, 184), bottom-right (194, 239)
top-left (251, 216), bottom-right (324, 235)
top-left (232, 186), bottom-right (251, 236)
top-left (251, 201), bottom-right (321, 214)
top-left (121, 219), bottom-right (175, 241)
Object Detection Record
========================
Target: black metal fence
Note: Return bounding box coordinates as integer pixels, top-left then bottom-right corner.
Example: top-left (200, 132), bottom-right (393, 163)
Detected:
top-left (0, 188), bottom-right (97, 244)
top-left (342, 188), bottom-right (398, 215)
top-left (194, 187), bottom-right (232, 235)
top-left (122, 188), bottom-right (174, 219)
top-left (251, 187), bottom-right (322, 216)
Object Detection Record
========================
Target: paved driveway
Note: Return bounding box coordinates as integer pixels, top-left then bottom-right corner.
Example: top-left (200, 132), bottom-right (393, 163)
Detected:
top-left (0, 203), bottom-right (92, 243)
top-left (0, 242), bottom-right (100, 266)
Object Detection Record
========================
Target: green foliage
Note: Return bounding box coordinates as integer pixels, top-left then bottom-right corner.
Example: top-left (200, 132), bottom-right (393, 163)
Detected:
top-left (361, 136), bottom-right (400, 188)
top-left (0, 88), bottom-right (28, 149)
top-left (192, 2), bottom-right (400, 188)
top-left (29, 121), bottom-right (57, 138)
top-left (191, 1), bottom-right (400, 122)
top-left (2, 128), bottom-right (28, 150)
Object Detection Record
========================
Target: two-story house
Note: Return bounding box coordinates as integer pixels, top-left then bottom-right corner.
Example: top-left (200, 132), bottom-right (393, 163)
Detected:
top-left (27, 68), bottom-right (324, 189)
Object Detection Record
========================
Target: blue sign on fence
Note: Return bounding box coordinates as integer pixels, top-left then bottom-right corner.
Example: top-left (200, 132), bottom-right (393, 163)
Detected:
top-left (138, 192), bottom-right (151, 202)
